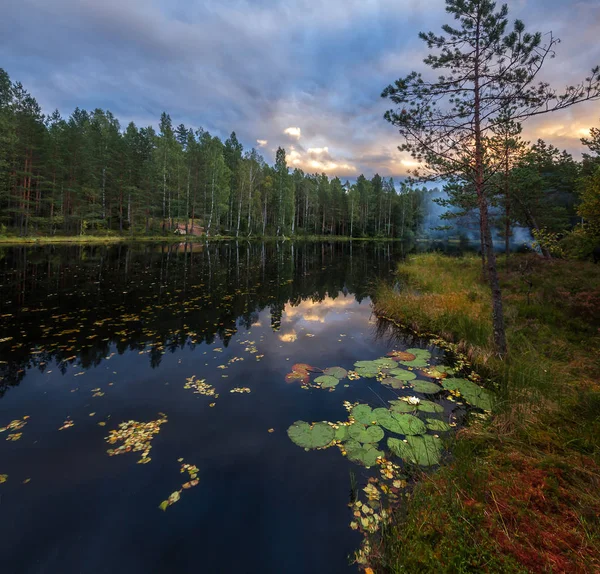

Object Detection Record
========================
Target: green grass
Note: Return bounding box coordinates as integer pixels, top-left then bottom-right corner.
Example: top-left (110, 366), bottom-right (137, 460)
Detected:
top-left (371, 253), bottom-right (600, 573)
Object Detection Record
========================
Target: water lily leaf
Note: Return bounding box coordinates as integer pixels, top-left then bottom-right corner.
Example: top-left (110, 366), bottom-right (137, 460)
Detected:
top-left (373, 357), bottom-right (398, 368)
top-left (417, 400), bottom-right (445, 413)
top-left (410, 380), bottom-right (443, 394)
top-left (285, 371), bottom-right (309, 384)
top-left (382, 377), bottom-right (410, 390)
top-left (344, 439), bottom-right (383, 467)
top-left (375, 411), bottom-right (426, 435)
top-left (442, 378), bottom-right (494, 411)
top-left (426, 418), bottom-right (452, 432)
top-left (287, 421), bottom-right (335, 449)
top-left (354, 367), bottom-right (378, 378)
top-left (335, 425), bottom-right (348, 441)
top-left (388, 400), bottom-right (416, 413)
top-left (354, 360), bottom-right (378, 369)
top-left (387, 350), bottom-right (417, 361)
top-left (389, 369), bottom-right (417, 381)
top-left (406, 348), bottom-right (432, 360)
top-left (351, 405), bottom-right (373, 425)
top-left (323, 366), bottom-right (348, 379)
top-left (315, 375), bottom-right (339, 388)
top-left (398, 358), bottom-right (429, 368)
top-left (388, 435), bottom-right (442, 466)
top-left (292, 363), bottom-right (318, 373)
top-left (348, 423), bottom-right (384, 444)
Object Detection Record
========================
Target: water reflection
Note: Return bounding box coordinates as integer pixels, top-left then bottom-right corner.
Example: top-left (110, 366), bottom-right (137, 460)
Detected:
top-left (0, 241), bottom-right (401, 395)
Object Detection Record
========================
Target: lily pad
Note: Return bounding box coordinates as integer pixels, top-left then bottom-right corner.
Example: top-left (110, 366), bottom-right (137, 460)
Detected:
top-left (382, 377), bottom-right (410, 390)
top-left (388, 369), bottom-right (417, 381)
top-left (398, 358), bottom-right (429, 368)
top-left (354, 360), bottom-right (378, 369)
top-left (348, 424), bottom-right (385, 444)
top-left (354, 367), bottom-right (378, 378)
top-left (334, 425), bottom-right (348, 441)
top-left (344, 439), bottom-right (383, 467)
top-left (374, 411), bottom-right (427, 436)
top-left (410, 380), bottom-right (443, 394)
top-left (416, 400), bottom-right (445, 413)
top-left (442, 378), bottom-right (494, 411)
top-left (388, 400), bottom-right (416, 413)
top-left (351, 404), bottom-right (374, 425)
top-left (406, 348), bottom-right (432, 360)
top-left (426, 418), bottom-right (452, 432)
top-left (387, 350), bottom-right (417, 361)
top-left (287, 421), bottom-right (335, 449)
top-left (388, 435), bottom-right (443, 466)
top-left (323, 366), bottom-right (348, 379)
top-left (315, 375), bottom-right (339, 388)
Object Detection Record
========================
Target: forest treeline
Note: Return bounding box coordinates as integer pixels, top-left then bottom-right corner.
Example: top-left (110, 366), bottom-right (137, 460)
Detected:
top-left (0, 68), bottom-right (428, 239)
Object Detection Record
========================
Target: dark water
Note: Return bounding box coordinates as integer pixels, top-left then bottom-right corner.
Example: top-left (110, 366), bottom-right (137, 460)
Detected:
top-left (0, 241), bottom-right (445, 574)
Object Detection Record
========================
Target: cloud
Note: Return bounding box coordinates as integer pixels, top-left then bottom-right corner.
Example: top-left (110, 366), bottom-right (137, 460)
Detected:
top-left (256, 139), bottom-right (268, 147)
top-left (283, 127), bottom-right (302, 140)
top-left (1, 0), bottom-right (598, 181)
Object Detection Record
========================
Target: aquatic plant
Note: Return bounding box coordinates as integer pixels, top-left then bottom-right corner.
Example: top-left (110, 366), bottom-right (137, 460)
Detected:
top-left (287, 421), bottom-right (335, 449)
top-left (387, 435), bottom-right (443, 466)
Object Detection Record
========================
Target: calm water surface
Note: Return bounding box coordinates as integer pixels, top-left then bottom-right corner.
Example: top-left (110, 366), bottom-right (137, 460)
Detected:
top-left (0, 241), bottom-right (448, 574)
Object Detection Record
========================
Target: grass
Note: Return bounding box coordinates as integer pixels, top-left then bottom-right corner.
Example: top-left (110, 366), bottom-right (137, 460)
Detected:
top-left (370, 252), bottom-right (600, 573)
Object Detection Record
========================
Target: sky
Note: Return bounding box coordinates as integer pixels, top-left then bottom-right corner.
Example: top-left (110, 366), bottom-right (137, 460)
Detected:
top-left (2, 0), bottom-right (600, 179)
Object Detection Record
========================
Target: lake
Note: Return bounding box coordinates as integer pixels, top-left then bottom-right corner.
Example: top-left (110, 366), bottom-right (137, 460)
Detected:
top-left (0, 241), bottom-right (477, 573)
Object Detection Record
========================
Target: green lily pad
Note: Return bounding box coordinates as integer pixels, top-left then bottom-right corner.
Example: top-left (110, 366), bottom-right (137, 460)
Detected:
top-left (398, 359), bottom-right (429, 368)
top-left (351, 404), bottom-right (374, 424)
top-left (373, 357), bottom-right (398, 368)
top-left (348, 423), bottom-right (385, 444)
top-left (417, 400), bottom-right (444, 413)
top-left (410, 380), bottom-right (443, 394)
top-left (287, 421), bottom-right (335, 449)
top-left (315, 375), bottom-right (339, 388)
top-left (388, 400), bottom-right (417, 413)
top-left (436, 366), bottom-right (455, 375)
top-left (406, 348), bottom-right (432, 360)
top-left (354, 360), bottom-right (378, 369)
top-left (383, 377), bottom-right (409, 390)
top-left (374, 411), bottom-right (427, 436)
top-left (389, 369), bottom-right (417, 381)
top-left (354, 367), bottom-right (378, 378)
top-left (442, 378), bottom-right (494, 411)
top-left (388, 435), bottom-right (443, 466)
top-left (334, 425), bottom-right (348, 441)
top-left (323, 366), bottom-right (348, 379)
top-left (344, 439), bottom-right (383, 467)
top-left (426, 418), bottom-right (452, 432)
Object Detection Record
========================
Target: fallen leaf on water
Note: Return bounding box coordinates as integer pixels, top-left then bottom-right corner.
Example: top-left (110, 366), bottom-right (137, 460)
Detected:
top-left (7, 432), bottom-right (22, 441)
top-left (0, 474), bottom-right (7, 484)
top-left (268, 428), bottom-right (274, 433)
top-left (23, 478), bottom-right (31, 484)
top-left (58, 420), bottom-right (74, 431)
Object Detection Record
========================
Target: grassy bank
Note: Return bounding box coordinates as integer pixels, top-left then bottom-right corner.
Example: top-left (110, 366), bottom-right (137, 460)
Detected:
top-left (0, 234), bottom-right (402, 245)
top-left (371, 253), bottom-right (600, 573)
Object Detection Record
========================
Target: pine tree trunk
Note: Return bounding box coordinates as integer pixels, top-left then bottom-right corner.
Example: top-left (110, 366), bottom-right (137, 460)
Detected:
top-left (474, 12), bottom-right (506, 356)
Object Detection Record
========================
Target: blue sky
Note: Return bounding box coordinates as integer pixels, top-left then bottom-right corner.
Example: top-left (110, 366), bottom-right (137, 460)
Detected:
top-left (2, 0), bottom-right (599, 178)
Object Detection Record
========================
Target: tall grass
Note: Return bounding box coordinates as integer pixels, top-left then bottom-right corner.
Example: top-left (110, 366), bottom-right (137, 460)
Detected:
top-left (371, 252), bottom-right (600, 573)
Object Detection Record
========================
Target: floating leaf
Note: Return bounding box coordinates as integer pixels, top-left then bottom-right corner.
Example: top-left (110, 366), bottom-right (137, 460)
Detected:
top-left (388, 400), bottom-right (416, 413)
top-left (354, 367), bottom-right (378, 378)
top-left (388, 369), bottom-right (417, 381)
top-left (0, 474), bottom-right (7, 484)
top-left (374, 411), bottom-right (426, 436)
top-left (398, 358), bottom-right (429, 368)
top-left (287, 421), bottom-right (335, 449)
top-left (387, 350), bottom-right (417, 361)
top-left (406, 348), bottom-right (432, 360)
top-left (442, 378), bottom-right (494, 411)
top-left (351, 405), bottom-right (373, 425)
top-left (323, 366), bottom-right (348, 380)
top-left (426, 419), bottom-right (452, 432)
top-left (292, 363), bottom-right (318, 373)
top-left (382, 377), bottom-right (410, 390)
top-left (416, 400), bottom-right (444, 413)
top-left (315, 375), bottom-right (339, 388)
top-left (344, 439), bottom-right (383, 467)
top-left (348, 424), bottom-right (384, 444)
top-left (388, 435), bottom-right (443, 466)
top-left (335, 425), bottom-right (348, 441)
top-left (410, 380), bottom-right (443, 394)
top-left (285, 370), bottom-right (309, 384)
